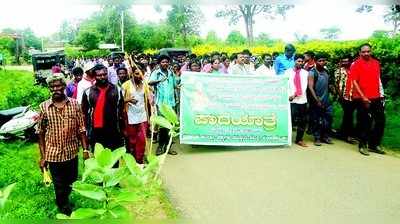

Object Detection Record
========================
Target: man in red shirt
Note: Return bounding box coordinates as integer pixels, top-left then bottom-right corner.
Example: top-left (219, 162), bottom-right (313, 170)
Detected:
top-left (81, 64), bottom-right (125, 152)
top-left (350, 43), bottom-right (385, 156)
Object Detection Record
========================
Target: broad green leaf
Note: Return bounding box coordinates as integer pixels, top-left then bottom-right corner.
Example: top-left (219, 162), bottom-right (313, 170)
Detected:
top-left (70, 208), bottom-right (106, 219)
top-left (122, 175), bottom-right (144, 188)
top-left (107, 205), bottom-right (131, 219)
top-left (96, 148), bottom-right (113, 168)
top-left (122, 154), bottom-right (141, 176)
top-left (72, 182), bottom-right (106, 201)
top-left (82, 158), bottom-right (100, 182)
top-left (159, 103), bottom-right (179, 125)
top-left (0, 183), bottom-right (16, 208)
top-left (94, 143), bottom-right (104, 159)
top-left (142, 157), bottom-right (159, 180)
top-left (151, 116), bottom-right (173, 129)
top-left (114, 191), bottom-right (139, 203)
top-left (104, 168), bottom-right (129, 188)
top-left (56, 213), bottom-right (70, 219)
top-left (108, 147), bottom-right (126, 169)
top-left (86, 170), bottom-right (105, 183)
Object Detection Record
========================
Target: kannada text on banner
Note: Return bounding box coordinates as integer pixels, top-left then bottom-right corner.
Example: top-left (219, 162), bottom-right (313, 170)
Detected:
top-left (180, 72), bottom-right (291, 146)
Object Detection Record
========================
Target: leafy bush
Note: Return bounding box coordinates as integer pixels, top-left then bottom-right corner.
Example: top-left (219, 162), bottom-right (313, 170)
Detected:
top-left (0, 70), bottom-right (49, 110)
top-left (57, 144), bottom-right (160, 219)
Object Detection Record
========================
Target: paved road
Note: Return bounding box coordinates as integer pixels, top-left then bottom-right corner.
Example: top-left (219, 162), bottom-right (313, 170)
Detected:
top-left (161, 139), bottom-right (400, 223)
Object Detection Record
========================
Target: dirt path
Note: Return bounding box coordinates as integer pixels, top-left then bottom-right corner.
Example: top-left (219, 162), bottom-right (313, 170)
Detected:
top-left (161, 139), bottom-right (400, 223)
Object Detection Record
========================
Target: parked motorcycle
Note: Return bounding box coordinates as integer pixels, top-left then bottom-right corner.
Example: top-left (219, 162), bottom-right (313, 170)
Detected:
top-left (0, 106), bottom-right (39, 141)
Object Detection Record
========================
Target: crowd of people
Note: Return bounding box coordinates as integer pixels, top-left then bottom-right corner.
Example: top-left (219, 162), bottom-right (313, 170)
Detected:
top-left (37, 43), bottom-right (386, 215)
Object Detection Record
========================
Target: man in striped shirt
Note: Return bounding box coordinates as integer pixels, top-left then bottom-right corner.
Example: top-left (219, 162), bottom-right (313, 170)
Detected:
top-left (36, 74), bottom-right (89, 215)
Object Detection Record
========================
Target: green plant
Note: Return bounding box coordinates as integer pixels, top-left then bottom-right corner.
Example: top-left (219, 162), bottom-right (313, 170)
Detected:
top-left (0, 183), bottom-right (16, 208)
top-left (150, 104), bottom-right (180, 178)
top-left (56, 144), bottom-right (160, 219)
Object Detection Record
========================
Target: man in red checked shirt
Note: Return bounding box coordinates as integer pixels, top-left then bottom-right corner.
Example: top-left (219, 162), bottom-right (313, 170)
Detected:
top-left (349, 43), bottom-right (385, 156)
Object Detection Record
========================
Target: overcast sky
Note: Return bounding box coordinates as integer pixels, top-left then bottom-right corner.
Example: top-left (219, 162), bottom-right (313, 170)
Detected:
top-left (0, 0), bottom-right (393, 42)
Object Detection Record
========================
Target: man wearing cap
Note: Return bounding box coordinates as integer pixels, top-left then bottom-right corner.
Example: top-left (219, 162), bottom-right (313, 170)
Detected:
top-left (36, 74), bottom-right (89, 215)
top-left (76, 62), bottom-right (96, 104)
top-left (148, 54), bottom-right (179, 156)
top-left (274, 44), bottom-right (296, 75)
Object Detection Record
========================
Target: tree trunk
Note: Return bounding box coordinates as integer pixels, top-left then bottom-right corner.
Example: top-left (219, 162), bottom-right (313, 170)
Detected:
top-left (243, 7), bottom-right (254, 45)
top-left (393, 19), bottom-right (399, 34)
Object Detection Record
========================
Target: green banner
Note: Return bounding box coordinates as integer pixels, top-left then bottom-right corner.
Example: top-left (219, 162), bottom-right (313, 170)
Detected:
top-left (180, 72), bottom-right (291, 146)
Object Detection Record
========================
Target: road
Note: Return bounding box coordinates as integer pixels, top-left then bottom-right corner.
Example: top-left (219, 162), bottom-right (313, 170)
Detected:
top-left (161, 138), bottom-right (400, 223)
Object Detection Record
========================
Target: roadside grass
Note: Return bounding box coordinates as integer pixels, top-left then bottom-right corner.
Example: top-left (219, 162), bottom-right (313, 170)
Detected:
top-left (0, 69), bottom-right (49, 110)
top-left (0, 141), bottom-right (179, 219)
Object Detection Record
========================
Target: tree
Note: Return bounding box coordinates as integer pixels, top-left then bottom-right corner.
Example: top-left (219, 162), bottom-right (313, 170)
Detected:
top-left (320, 26), bottom-right (341, 40)
top-left (54, 20), bottom-right (80, 43)
top-left (216, 5), bottom-right (293, 44)
top-left (76, 27), bottom-right (101, 50)
top-left (226, 31), bottom-right (246, 45)
top-left (357, 5), bottom-right (400, 35)
top-left (205, 31), bottom-right (221, 44)
top-left (254, 32), bottom-right (275, 45)
top-left (167, 5), bottom-right (203, 47)
top-left (294, 32), bottom-right (309, 43)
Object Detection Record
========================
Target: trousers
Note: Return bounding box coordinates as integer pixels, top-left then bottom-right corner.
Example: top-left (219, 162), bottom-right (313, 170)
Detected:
top-left (48, 157), bottom-right (78, 210)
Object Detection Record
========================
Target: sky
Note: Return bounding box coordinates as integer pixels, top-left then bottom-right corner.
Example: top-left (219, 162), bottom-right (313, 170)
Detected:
top-left (0, 0), bottom-right (393, 42)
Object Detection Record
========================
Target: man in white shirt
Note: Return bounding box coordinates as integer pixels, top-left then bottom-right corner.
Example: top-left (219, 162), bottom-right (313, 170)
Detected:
top-left (256, 53), bottom-right (276, 76)
top-left (77, 62), bottom-right (96, 104)
top-left (286, 54), bottom-right (309, 147)
top-left (229, 53), bottom-right (251, 75)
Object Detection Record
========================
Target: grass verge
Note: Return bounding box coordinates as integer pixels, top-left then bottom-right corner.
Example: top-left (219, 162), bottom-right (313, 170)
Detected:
top-left (0, 141), bottom-right (179, 219)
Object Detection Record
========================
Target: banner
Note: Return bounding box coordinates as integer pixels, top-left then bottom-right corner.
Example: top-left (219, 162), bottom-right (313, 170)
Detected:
top-left (180, 72), bottom-right (291, 146)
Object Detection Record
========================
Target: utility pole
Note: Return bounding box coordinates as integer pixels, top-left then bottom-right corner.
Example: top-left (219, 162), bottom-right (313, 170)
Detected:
top-left (121, 10), bottom-right (124, 52)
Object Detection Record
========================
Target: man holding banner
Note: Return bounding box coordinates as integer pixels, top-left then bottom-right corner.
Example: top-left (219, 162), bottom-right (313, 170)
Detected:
top-left (287, 54), bottom-right (309, 147)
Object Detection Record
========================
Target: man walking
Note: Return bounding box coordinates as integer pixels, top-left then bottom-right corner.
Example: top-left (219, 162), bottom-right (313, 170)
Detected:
top-left (350, 43), bottom-right (385, 156)
top-left (122, 67), bottom-right (152, 164)
top-left (36, 74), bottom-right (89, 215)
top-left (81, 64), bottom-right (125, 152)
top-left (66, 67), bottom-right (83, 99)
top-left (76, 62), bottom-right (96, 104)
top-left (148, 54), bottom-right (179, 156)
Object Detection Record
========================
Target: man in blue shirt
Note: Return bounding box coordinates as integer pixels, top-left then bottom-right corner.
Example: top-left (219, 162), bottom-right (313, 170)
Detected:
top-left (149, 54), bottom-right (180, 156)
top-left (274, 44), bottom-right (296, 75)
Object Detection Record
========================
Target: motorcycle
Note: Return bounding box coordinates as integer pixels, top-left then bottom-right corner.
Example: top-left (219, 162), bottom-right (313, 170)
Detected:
top-left (0, 106), bottom-right (39, 141)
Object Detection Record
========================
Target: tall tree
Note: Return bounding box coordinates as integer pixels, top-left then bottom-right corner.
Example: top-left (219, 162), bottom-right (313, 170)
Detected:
top-left (216, 5), bottom-right (293, 44)
top-left (167, 5), bottom-right (203, 47)
top-left (320, 27), bottom-right (341, 40)
top-left (54, 20), bottom-right (80, 43)
top-left (357, 5), bottom-right (400, 35)
top-left (205, 31), bottom-right (221, 44)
